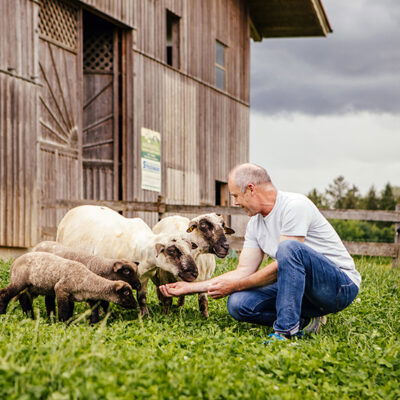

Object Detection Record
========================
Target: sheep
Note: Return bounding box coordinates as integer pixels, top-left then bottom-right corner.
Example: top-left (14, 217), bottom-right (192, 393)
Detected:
top-left (31, 241), bottom-right (141, 323)
top-left (152, 213), bottom-right (235, 317)
top-left (56, 205), bottom-right (199, 316)
top-left (0, 252), bottom-right (136, 322)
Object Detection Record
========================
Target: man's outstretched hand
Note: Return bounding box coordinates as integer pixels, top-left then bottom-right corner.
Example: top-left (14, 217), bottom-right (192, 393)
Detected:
top-left (207, 280), bottom-right (238, 299)
top-left (159, 281), bottom-right (193, 297)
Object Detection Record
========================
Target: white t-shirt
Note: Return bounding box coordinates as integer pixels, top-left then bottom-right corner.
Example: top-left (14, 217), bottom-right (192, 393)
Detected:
top-left (244, 191), bottom-right (361, 287)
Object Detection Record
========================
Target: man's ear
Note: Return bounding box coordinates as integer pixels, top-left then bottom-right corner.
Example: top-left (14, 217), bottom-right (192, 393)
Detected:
top-left (224, 226), bottom-right (235, 235)
top-left (155, 243), bottom-right (165, 256)
top-left (186, 222), bottom-right (197, 233)
top-left (248, 183), bottom-right (255, 193)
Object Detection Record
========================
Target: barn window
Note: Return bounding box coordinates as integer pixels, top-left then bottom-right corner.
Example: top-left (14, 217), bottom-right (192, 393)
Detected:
top-left (166, 10), bottom-right (180, 68)
top-left (215, 41), bottom-right (226, 90)
top-left (216, 180), bottom-right (231, 227)
top-left (215, 181), bottom-right (229, 206)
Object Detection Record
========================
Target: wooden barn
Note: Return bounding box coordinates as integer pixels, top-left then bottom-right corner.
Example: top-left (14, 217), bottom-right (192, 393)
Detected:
top-left (0, 0), bottom-right (331, 255)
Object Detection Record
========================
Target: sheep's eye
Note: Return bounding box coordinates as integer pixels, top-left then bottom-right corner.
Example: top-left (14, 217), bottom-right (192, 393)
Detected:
top-left (123, 290), bottom-right (130, 296)
top-left (167, 248), bottom-right (176, 256)
top-left (222, 222), bottom-right (225, 228)
top-left (122, 268), bottom-right (131, 275)
top-left (191, 242), bottom-right (198, 249)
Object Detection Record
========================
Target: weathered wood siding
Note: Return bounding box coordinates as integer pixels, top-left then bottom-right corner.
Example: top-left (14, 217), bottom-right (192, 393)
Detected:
top-left (0, 0), bottom-right (251, 247)
top-left (38, 0), bottom-right (83, 240)
top-left (78, 0), bottom-right (134, 27)
top-left (134, 0), bottom-right (250, 101)
top-left (0, 0), bottom-right (39, 248)
top-left (128, 0), bottom-right (250, 227)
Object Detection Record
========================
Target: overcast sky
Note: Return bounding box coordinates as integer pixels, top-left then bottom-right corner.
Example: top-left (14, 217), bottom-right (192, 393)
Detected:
top-left (249, 0), bottom-right (400, 195)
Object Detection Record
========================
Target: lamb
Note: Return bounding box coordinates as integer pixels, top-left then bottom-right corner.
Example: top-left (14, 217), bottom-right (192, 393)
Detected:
top-left (0, 252), bottom-right (136, 322)
top-left (56, 205), bottom-right (199, 316)
top-left (152, 213), bottom-right (235, 317)
top-left (31, 241), bottom-right (141, 323)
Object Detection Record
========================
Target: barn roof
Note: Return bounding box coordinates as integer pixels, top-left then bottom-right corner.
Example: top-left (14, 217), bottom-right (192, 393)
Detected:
top-left (248, 0), bottom-right (332, 41)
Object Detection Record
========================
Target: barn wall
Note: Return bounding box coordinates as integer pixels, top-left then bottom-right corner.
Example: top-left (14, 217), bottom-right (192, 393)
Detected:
top-left (128, 0), bottom-right (250, 228)
top-left (133, 0), bottom-right (250, 102)
top-left (78, 0), bottom-right (134, 27)
top-left (0, 0), bottom-right (39, 248)
top-left (0, 0), bottom-right (251, 248)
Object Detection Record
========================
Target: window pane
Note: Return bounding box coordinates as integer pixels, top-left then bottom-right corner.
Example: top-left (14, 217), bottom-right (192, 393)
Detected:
top-left (216, 66), bottom-right (225, 90)
top-left (216, 41), bottom-right (225, 66)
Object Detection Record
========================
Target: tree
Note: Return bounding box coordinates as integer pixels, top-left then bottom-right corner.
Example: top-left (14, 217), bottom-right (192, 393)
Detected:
top-left (363, 185), bottom-right (379, 210)
top-left (342, 184), bottom-right (361, 209)
top-left (325, 176), bottom-right (349, 209)
top-left (380, 183), bottom-right (396, 210)
top-left (307, 188), bottom-right (328, 208)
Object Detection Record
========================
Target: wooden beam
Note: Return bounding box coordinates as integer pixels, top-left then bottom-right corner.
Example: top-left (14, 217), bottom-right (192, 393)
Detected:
top-left (321, 209), bottom-right (400, 223)
top-left (228, 236), bottom-right (400, 258)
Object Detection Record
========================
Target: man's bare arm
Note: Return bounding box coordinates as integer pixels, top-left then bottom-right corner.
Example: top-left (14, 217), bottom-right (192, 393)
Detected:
top-left (207, 236), bottom-right (305, 298)
top-left (207, 260), bottom-right (277, 298)
top-left (159, 247), bottom-right (264, 297)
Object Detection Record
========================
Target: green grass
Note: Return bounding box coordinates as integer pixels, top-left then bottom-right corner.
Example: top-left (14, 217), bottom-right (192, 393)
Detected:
top-left (0, 257), bottom-right (399, 400)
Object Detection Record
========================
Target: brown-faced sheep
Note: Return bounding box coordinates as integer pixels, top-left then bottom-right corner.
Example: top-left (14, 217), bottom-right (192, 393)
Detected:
top-left (32, 241), bottom-right (141, 323)
top-left (152, 213), bottom-right (235, 317)
top-left (0, 252), bottom-right (136, 322)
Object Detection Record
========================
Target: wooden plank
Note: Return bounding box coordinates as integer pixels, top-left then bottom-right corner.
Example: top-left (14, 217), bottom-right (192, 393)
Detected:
top-left (343, 241), bottom-right (399, 258)
top-left (228, 236), bottom-right (400, 258)
top-left (321, 209), bottom-right (400, 223)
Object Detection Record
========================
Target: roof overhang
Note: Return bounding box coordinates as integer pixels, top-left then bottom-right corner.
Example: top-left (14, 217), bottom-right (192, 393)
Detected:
top-left (248, 0), bottom-right (332, 41)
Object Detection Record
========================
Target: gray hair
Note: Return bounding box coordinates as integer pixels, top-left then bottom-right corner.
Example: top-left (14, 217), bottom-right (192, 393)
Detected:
top-left (229, 163), bottom-right (272, 193)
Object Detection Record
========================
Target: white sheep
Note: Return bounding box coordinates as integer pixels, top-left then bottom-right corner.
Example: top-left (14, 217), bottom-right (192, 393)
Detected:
top-left (56, 205), bottom-right (198, 316)
top-left (152, 213), bottom-right (235, 317)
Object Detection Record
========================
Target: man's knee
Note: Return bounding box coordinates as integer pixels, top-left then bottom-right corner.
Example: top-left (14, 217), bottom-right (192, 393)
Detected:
top-left (276, 240), bottom-right (304, 261)
top-left (227, 292), bottom-right (249, 321)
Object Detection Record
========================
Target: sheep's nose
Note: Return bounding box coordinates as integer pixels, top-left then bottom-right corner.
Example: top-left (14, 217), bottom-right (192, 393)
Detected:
top-left (221, 241), bottom-right (229, 250)
top-left (178, 270), bottom-right (198, 282)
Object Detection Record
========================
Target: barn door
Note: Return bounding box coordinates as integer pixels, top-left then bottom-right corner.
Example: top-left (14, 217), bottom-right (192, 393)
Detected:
top-left (38, 0), bottom-right (82, 239)
top-left (82, 12), bottom-right (122, 201)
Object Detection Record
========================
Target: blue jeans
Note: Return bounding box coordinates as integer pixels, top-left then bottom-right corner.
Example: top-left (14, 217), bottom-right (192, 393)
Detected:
top-left (227, 240), bottom-right (359, 336)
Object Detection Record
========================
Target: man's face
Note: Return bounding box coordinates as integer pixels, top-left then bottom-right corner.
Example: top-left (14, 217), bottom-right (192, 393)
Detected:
top-left (228, 179), bottom-right (259, 216)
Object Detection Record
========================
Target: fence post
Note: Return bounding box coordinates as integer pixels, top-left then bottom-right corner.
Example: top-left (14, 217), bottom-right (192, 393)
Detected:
top-left (393, 204), bottom-right (400, 268)
top-left (157, 195), bottom-right (166, 221)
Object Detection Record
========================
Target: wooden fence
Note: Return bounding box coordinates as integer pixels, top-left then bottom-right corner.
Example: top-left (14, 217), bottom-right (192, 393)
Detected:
top-left (49, 199), bottom-right (400, 267)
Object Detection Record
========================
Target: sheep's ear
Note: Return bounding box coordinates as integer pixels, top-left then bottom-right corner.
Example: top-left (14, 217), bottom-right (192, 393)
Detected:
top-left (186, 222), bottom-right (197, 233)
top-left (155, 243), bottom-right (165, 257)
top-left (113, 261), bottom-right (124, 272)
top-left (224, 226), bottom-right (235, 235)
top-left (114, 281), bottom-right (126, 292)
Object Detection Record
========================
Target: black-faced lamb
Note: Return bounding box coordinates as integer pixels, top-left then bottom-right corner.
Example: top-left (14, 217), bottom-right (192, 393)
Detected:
top-left (152, 213), bottom-right (235, 317)
top-left (31, 241), bottom-right (141, 323)
top-left (0, 252), bottom-right (136, 322)
top-left (56, 205), bottom-right (199, 316)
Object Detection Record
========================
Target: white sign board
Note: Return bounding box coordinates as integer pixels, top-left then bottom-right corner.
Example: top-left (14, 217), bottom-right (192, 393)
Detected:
top-left (141, 128), bottom-right (161, 192)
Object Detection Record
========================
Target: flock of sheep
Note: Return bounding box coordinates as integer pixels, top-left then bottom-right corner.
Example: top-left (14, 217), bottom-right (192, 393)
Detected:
top-left (0, 205), bottom-right (235, 323)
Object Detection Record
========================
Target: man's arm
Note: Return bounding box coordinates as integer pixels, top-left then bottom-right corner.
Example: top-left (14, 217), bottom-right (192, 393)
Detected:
top-left (159, 247), bottom-right (264, 297)
top-left (207, 235), bottom-right (305, 298)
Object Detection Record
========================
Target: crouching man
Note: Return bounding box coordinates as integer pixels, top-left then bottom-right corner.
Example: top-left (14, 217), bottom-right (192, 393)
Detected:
top-left (159, 163), bottom-right (361, 342)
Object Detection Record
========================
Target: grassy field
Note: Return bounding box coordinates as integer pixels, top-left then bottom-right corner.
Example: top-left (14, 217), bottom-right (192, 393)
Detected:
top-left (0, 256), bottom-right (399, 400)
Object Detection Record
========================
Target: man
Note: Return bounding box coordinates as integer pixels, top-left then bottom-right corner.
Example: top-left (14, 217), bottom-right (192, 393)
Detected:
top-left (159, 163), bottom-right (360, 341)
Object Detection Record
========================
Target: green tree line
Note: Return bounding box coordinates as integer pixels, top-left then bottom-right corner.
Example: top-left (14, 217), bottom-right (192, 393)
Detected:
top-left (308, 176), bottom-right (400, 243)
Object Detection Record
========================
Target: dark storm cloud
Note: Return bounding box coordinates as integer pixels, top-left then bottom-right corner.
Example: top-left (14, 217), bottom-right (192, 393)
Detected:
top-left (250, 0), bottom-right (400, 115)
